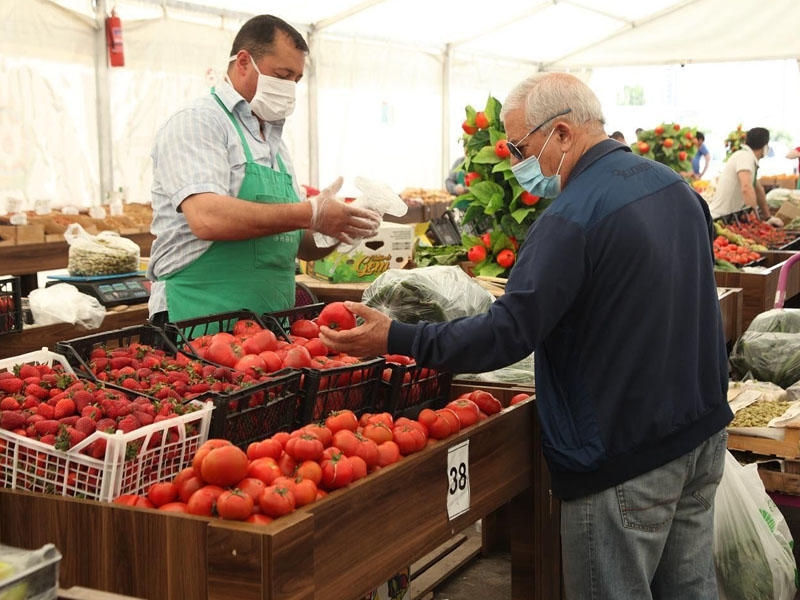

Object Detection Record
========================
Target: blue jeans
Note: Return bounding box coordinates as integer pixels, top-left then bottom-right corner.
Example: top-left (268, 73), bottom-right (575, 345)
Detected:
top-left (560, 428), bottom-right (728, 600)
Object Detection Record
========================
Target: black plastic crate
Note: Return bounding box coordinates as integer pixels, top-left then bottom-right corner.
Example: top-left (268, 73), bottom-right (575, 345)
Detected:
top-left (262, 303), bottom-right (325, 338)
top-left (300, 357), bottom-right (386, 424)
top-left (0, 275), bottom-right (23, 335)
top-left (56, 324), bottom-right (304, 449)
top-left (380, 362), bottom-right (453, 419)
top-left (163, 308), bottom-right (271, 358)
top-left (206, 367), bottom-right (303, 448)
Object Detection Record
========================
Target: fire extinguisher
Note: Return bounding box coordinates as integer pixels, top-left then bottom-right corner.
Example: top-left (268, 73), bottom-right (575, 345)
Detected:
top-left (105, 8), bottom-right (125, 67)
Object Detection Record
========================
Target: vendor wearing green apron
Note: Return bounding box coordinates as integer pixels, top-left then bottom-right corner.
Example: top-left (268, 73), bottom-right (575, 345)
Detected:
top-left (146, 15), bottom-right (381, 324)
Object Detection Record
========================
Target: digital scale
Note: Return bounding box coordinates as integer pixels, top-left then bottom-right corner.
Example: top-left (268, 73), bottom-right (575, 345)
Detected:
top-left (46, 272), bottom-right (150, 307)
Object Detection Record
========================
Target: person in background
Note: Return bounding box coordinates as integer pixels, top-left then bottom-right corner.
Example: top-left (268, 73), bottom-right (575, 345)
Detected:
top-left (706, 127), bottom-right (778, 223)
top-left (147, 15), bottom-right (381, 324)
top-left (609, 130), bottom-right (626, 143)
top-left (787, 145), bottom-right (800, 189)
top-left (320, 72), bottom-right (732, 600)
top-left (691, 131), bottom-right (711, 180)
top-left (444, 156), bottom-right (467, 195)
top-left (635, 127), bottom-right (644, 139)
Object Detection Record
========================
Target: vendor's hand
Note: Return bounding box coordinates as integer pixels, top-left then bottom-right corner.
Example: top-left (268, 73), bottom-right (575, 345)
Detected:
top-left (318, 301), bottom-right (392, 358)
top-left (767, 216), bottom-right (784, 228)
top-left (310, 178), bottom-right (382, 245)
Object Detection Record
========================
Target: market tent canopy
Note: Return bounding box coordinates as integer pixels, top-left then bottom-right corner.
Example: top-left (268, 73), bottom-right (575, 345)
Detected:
top-left (1, 0), bottom-right (799, 211)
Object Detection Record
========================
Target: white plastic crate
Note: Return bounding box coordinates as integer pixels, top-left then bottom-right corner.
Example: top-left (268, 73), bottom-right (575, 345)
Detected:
top-left (0, 401), bottom-right (213, 502)
top-left (0, 543), bottom-right (61, 600)
top-left (0, 346), bottom-right (76, 376)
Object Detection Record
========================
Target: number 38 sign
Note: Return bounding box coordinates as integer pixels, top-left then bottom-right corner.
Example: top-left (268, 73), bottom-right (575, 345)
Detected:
top-left (447, 440), bottom-right (470, 519)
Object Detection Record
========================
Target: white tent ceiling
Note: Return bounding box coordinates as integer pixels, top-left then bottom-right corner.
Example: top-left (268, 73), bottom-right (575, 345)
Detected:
top-left (114, 0), bottom-right (800, 69)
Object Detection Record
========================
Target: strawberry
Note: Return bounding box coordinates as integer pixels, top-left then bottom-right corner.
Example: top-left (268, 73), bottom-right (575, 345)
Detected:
top-left (22, 396), bottom-right (39, 410)
top-left (115, 414), bottom-right (140, 433)
top-left (81, 405), bottom-right (101, 421)
top-left (17, 364), bottom-right (39, 379)
top-left (75, 416), bottom-right (96, 435)
top-left (71, 390), bottom-right (94, 413)
top-left (0, 397), bottom-right (20, 410)
top-left (54, 397), bottom-right (76, 419)
top-left (58, 415), bottom-right (80, 427)
top-left (39, 433), bottom-right (56, 446)
top-left (0, 378), bottom-right (23, 394)
top-left (34, 419), bottom-right (61, 436)
top-left (0, 410), bottom-right (26, 430)
top-left (133, 410), bottom-right (154, 427)
top-left (55, 426), bottom-right (87, 451)
top-left (95, 418), bottom-right (116, 433)
top-left (34, 403), bottom-right (55, 420)
top-left (25, 384), bottom-right (49, 400)
top-left (87, 438), bottom-right (107, 459)
top-left (119, 377), bottom-right (140, 391)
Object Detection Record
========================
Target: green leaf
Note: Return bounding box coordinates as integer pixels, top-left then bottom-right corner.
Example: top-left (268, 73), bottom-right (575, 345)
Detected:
top-left (476, 261), bottom-right (506, 278)
top-left (492, 159), bottom-right (511, 174)
top-left (472, 145), bottom-right (502, 165)
top-left (466, 130), bottom-right (490, 154)
top-left (484, 96), bottom-right (503, 126)
top-left (461, 233), bottom-right (483, 248)
top-left (465, 105), bottom-right (477, 122)
top-left (469, 180), bottom-right (504, 204)
top-left (486, 192), bottom-right (506, 215)
top-left (511, 207), bottom-right (533, 224)
top-left (462, 203), bottom-right (487, 225)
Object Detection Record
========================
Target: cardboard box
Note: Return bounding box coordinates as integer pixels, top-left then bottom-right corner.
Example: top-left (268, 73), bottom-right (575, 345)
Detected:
top-left (0, 225), bottom-right (15, 246)
top-left (775, 200), bottom-right (800, 226)
top-left (15, 223), bottom-right (45, 244)
top-left (305, 222), bottom-right (414, 283)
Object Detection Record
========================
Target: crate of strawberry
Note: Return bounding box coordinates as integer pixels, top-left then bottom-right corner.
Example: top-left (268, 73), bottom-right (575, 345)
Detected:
top-left (57, 322), bottom-right (304, 450)
top-left (0, 347), bottom-right (212, 501)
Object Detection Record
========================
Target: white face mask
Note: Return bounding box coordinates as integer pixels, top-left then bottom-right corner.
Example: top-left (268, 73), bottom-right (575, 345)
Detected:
top-left (230, 54), bottom-right (296, 121)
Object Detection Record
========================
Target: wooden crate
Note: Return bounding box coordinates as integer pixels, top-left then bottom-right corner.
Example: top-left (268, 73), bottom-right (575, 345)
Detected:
top-left (717, 287), bottom-right (743, 346)
top-left (1, 400), bottom-right (560, 600)
top-left (714, 251), bottom-right (800, 330)
top-left (727, 427), bottom-right (800, 459)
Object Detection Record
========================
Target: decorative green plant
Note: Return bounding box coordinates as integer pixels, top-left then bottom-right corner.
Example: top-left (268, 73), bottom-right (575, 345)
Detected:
top-left (724, 124), bottom-right (747, 159)
top-left (452, 96), bottom-right (551, 277)
top-left (631, 122), bottom-right (697, 175)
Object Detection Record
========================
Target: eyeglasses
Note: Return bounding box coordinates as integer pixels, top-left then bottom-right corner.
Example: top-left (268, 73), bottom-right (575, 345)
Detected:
top-left (507, 108), bottom-right (572, 161)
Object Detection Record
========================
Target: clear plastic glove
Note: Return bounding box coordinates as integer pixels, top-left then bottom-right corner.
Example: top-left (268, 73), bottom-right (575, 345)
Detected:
top-left (767, 216), bottom-right (784, 228)
top-left (309, 177), bottom-right (382, 245)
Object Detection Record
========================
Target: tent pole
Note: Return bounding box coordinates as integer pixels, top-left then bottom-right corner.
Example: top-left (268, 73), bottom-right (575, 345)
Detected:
top-left (442, 44), bottom-right (452, 193)
top-left (94, 0), bottom-right (114, 205)
top-left (307, 27), bottom-right (320, 188)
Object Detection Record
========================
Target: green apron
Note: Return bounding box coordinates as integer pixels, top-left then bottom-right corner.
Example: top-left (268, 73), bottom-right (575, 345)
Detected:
top-left (163, 88), bottom-right (301, 321)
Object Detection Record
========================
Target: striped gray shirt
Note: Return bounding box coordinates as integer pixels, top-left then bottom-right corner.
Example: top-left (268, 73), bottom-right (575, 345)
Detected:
top-left (146, 81), bottom-right (302, 315)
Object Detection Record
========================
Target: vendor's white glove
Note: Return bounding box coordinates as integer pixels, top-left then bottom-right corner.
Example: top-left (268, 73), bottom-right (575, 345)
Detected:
top-left (309, 177), bottom-right (382, 245)
top-left (767, 216), bottom-right (784, 228)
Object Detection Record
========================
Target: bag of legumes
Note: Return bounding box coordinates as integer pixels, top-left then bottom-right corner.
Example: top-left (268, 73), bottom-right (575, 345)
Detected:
top-left (64, 223), bottom-right (140, 277)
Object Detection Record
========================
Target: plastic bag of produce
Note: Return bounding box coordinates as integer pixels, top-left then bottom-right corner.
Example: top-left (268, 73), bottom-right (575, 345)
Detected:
top-left (363, 265), bottom-right (494, 323)
top-left (28, 283), bottom-right (106, 329)
top-left (729, 309), bottom-right (800, 388)
top-left (64, 222), bottom-right (140, 276)
top-left (714, 451), bottom-right (796, 600)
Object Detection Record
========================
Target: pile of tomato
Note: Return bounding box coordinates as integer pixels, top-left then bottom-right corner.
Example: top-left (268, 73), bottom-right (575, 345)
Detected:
top-left (713, 236), bottom-right (761, 265)
top-left (725, 214), bottom-right (792, 249)
top-left (114, 391), bottom-right (532, 522)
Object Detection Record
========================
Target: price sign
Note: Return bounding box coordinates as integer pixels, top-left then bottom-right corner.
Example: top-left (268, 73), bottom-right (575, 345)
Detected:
top-left (447, 440), bottom-right (470, 520)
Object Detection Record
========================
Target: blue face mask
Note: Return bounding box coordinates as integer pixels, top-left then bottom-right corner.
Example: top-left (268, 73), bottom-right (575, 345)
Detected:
top-left (511, 127), bottom-right (566, 199)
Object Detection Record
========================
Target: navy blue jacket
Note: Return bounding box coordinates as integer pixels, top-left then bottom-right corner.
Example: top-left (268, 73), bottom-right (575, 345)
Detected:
top-left (388, 139), bottom-right (732, 500)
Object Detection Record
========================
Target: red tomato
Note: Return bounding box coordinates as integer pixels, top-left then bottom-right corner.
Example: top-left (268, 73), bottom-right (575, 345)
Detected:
top-left (146, 481), bottom-right (178, 507)
top-left (304, 337), bottom-right (329, 357)
top-left (475, 111), bottom-right (489, 129)
top-left (257, 350), bottom-right (283, 372)
top-left (233, 319), bottom-right (262, 337)
top-left (246, 513), bottom-right (274, 525)
top-left (462, 120), bottom-right (477, 135)
top-left (291, 319), bottom-right (320, 339)
top-left (157, 501), bottom-right (188, 513)
top-left (234, 353), bottom-right (266, 377)
top-left (637, 141), bottom-right (650, 154)
top-left (349, 455), bottom-right (368, 480)
top-left (172, 466), bottom-right (196, 489)
top-left (510, 393), bottom-right (531, 405)
top-left (678, 151), bottom-right (688, 161)
top-left (392, 423), bottom-right (428, 455)
top-left (325, 410), bottom-right (359, 434)
top-left (436, 408), bottom-right (461, 434)
top-left (241, 330), bottom-right (278, 354)
top-left (494, 139), bottom-right (511, 159)
top-left (320, 448), bottom-right (354, 489)
top-left (654, 125), bottom-right (665, 135)
top-left (464, 172), bottom-right (481, 187)
top-left (204, 341), bottom-right (240, 368)
top-left (296, 460), bottom-right (323, 485)
top-left (331, 428), bottom-right (360, 456)
top-left (186, 485), bottom-right (224, 516)
top-left (467, 390), bottom-right (503, 415)
top-left (520, 191), bottom-right (540, 206)
top-left (496, 249), bottom-right (515, 269)
top-left (277, 451), bottom-right (297, 476)
top-left (113, 494), bottom-right (154, 509)
top-left (258, 485), bottom-right (296, 518)
top-left (192, 439), bottom-right (233, 478)
top-left (200, 445), bottom-right (249, 487)
top-left (236, 477), bottom-right (267, 504)
top-left (247, 457), bottom-right (282, 485)
top-left (467, 245), bottom-right (487, 263)
top-left (282, 345), bottom-right (312, 369)
top-left (292, 478), bottom-right (318, 507)
top-left (445, 398), bottom-right (481, 428)
top-left (285, 433), bottom-right (324, 462)
top-left (216, 489), bottom-right (254, 520)
top-left (317, 302), bottom-right (357, 331)
top-left (662, 138), bottom-right (674, 148)
top-left (480, 232), bottom-right (492, 247)
top-left (247, 437), bottom-right (283, 461)
top-left (177, 475), bottom-right (203, 503)
top-left (361, 421), bottom-right (393, 445)
top-left (301, 423), bottom-right (333, 447)
top-left (376, 440), bottom-right (401, 467)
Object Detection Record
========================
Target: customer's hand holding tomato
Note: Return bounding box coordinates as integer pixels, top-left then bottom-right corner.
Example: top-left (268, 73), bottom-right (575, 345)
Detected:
top-left (318, 301), bottom-right (391, 358)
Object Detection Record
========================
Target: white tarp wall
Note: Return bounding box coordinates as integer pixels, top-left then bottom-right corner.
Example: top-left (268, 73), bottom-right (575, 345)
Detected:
top-left (1, 0), bottom-right (798, 212)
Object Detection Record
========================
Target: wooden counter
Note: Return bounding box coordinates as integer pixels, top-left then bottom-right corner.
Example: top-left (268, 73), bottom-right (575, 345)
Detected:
top-left (0, 399), bottom-right (561, 600)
